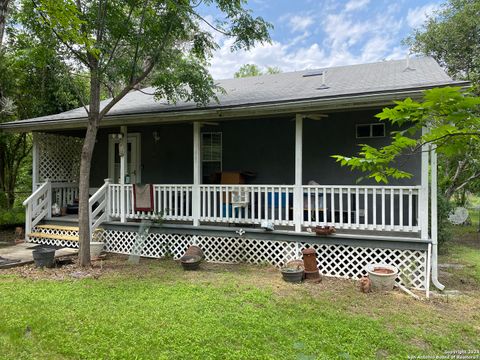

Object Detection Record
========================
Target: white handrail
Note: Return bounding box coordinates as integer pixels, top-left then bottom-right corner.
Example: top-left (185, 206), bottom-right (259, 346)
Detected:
top-left (301, 185), bottom-right (421, 232)
top-left (23, 181), bottom-right (49, 206)
top-left (101, 182), bottom-right (423, 234)
top-left (88, 179), bottom-right (110, 238)
top-left (23, 180), bottom-right (51, 238)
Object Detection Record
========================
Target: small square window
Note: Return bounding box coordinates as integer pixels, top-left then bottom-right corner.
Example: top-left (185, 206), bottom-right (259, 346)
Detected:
top-left (356, 124), bottom-right (371, 138)
top-left (356, 123), bottom-right (385, 138)
top-left (371, 123), bottom-right (385, 137)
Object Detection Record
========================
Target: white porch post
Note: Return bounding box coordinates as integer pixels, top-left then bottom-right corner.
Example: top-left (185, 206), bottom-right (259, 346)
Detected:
top-left (193, 121), bottom-right (201, 226)
top-left (104, 178), bottom-right (112, 222)
top-left (120, 126), bottom-right (128, 223)
top-left (46, 179), bottom-right (52, 219)
top-left (32, 133), bottom-right (39, 190)
top-left (419, 127), bottom-right (429, 240)
top-left (294, 114), bottom-right (303, 232)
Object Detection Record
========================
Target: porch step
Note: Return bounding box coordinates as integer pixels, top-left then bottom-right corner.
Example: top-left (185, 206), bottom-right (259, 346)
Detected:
top-left (27, 232), bottom-right (79, 242)
top-left (27, 224), bottom-right (80, 247)
top-left (35, 224), bottom-right (80, 232)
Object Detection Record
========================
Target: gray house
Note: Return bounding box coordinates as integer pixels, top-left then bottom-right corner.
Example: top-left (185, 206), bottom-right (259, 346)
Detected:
top-left (1, 57), bottom-right (466, 295)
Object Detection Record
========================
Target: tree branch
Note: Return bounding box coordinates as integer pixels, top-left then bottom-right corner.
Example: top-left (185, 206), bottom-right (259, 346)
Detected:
top-left (31, 0), bottom-right (91, 67)
top-left (450, 171), bottom-right (480, 195)
top-left (192, 11), bottom-right (232, 37)
top-left (102, 3), bottom-right (135, 71)
top-left (129, 0), bottom-right (149, 84)
top-left (99, 18), bottom-right (174, 120)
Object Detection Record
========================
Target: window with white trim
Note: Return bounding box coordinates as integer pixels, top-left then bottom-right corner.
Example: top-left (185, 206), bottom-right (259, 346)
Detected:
top-left (201, 132), bottom-right (222, 183)
top-left (356, 123), bottom-right (385, 138)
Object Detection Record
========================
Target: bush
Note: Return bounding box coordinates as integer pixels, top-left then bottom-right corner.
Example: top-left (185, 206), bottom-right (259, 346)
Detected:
top-left (0, 207), bottom-right (25, 228)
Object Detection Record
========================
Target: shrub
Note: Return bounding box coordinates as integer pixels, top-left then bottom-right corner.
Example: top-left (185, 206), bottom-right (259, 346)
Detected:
top-left (0, 207), bottom-right (25, 228)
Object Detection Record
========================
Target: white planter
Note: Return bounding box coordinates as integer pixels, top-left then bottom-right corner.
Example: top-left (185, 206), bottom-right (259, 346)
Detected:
top-left (365, 263), bottom-right (399, 291)
top-left (90, 242), bottom-right (104, 259)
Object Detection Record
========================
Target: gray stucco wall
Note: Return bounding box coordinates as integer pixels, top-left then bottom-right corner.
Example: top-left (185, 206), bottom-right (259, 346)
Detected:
top-left (49, 108), bottom-right (421, 187)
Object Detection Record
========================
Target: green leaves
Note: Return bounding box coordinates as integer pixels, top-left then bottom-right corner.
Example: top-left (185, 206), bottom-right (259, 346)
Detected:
top-left (234, 63), bottom-right (281, 78)
top-left (405, 0), bottom-right (480, 86)
top-left (334, 87), bottom-right (480, 184)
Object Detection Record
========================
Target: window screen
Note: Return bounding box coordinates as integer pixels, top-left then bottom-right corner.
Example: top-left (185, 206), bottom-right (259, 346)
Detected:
top-left (201, 132), bottom-right (222, 183)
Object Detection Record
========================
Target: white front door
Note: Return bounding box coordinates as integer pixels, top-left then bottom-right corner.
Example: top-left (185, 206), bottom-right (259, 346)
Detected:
top-left (108, 133), bottom-right (141, 184)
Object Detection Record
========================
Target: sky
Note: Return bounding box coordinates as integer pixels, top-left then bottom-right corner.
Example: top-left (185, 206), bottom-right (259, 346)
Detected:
top-left (201, 0), bottom-right (442, 79)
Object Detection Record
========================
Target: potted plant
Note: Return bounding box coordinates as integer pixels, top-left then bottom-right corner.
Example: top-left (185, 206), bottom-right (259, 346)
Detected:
top-left (281, 260), bottom-right (304, 283)
top-left (365, 263), bottom-right (399, 291)
top-left (180, 255), bottom-right (202, 270)
top-left (90, 228), bottom-right (105, 259)
top-left (32, 247), bottom-right (56, 268)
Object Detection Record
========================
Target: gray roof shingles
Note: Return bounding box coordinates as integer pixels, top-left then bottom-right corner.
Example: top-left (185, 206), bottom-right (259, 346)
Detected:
top-left (4, 57), bottom-right (462, 125)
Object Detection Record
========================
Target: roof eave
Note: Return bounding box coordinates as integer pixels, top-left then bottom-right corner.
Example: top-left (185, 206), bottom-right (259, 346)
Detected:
top-left (0, 81), bottom-right (470, 132)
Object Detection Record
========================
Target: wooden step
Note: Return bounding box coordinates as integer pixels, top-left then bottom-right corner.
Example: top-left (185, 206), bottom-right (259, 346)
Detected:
top-left (36, 224), bottom-right (79, 231)
top-left (27, 232), bottom-right (79, 242)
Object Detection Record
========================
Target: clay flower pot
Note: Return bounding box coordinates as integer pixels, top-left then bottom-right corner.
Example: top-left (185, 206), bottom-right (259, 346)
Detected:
top-left (180, 255), bottom-right (202, 270)
top-left (365, 264), bottom-right (399, 291)
top-left (281, 267), bottom-right (304, 283)
top-left (90, 242), bottom-right (104, 259)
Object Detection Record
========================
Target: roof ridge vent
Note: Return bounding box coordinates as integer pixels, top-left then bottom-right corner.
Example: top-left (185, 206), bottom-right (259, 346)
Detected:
top-left (403, 53), bottom-right (416, 72)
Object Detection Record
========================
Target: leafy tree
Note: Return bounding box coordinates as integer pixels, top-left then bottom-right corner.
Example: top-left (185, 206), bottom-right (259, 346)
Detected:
top-left (22, 0), bottom-right (271, 266)
top-left (0, 3), bottom-right (89, 209)
top-left (235, 63), bottom-right (262, 77)
top-left (406, 0), bottom-right (480, 86)
top-left (234, 63), bottom-right (281, 78)
top-left (332, 87), bottom-right (480, 190)
top-left (404, 0), bottom-right (480, 202)
top-left (0, 0), bottom-right (11, 49)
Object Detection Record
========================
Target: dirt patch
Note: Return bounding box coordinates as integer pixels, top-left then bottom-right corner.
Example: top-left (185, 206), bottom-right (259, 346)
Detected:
top-left (0, 229), bottom-right (16, 245)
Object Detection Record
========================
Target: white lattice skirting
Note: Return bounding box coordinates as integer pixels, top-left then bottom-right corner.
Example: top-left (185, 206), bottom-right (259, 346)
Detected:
top-left (102, 230), bottom-right (427, 290)
top-left (28, 228), bottom-right (427, 290)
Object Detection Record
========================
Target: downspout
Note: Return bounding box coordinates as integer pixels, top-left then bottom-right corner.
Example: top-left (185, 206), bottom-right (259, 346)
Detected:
top-left (430, 145), bottom-right (445, 291)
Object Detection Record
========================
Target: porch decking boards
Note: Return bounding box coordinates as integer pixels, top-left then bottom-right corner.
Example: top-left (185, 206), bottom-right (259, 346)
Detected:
top-left (42, 217), bottom-right (427, 250)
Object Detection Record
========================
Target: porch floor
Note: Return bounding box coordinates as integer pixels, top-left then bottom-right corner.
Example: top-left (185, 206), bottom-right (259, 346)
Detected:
top-left (44, 214), bottom-right (423, 241)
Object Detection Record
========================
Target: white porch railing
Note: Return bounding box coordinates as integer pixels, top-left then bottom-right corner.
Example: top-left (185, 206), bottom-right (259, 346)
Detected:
top-left (35, 182), bottom-right (79, 208)
top-left (109, 184), bottom-right (193, 221)
top-left (24, 180), bottom-right (422, 235)
top-left (52, 182), bottom-right (79, 207)
top-left (23, 180), bottom-right (52, 236)
top-left (89, 179), bottom-right (110, 237)
top-left (102, 183), bottom-right (422, 233)
top-left (199, 185), bottom-right (295, 226)
top-left (301, 185), bottom-right (421, 232)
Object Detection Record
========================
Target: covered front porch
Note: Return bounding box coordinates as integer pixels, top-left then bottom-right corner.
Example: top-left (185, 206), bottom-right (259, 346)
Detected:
top-left (24, 110), bottom-right (427, 239)
top-left (21, 111), bottom-right (436, 293)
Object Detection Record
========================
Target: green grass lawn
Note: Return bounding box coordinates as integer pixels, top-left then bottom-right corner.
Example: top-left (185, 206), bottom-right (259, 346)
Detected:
top-left (1, 238), bottom-right (479, 360)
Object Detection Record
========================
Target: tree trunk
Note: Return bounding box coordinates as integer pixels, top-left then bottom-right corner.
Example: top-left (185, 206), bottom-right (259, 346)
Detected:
top-left (78, 60), bottom-right (101, 267)
top-left (0, 0), bottom-right (10, 48)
